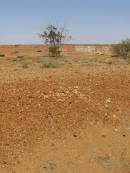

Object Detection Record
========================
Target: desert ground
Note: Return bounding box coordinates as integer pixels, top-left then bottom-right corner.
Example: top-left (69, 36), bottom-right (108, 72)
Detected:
top-left (0, 45), bottom-right (130, 173)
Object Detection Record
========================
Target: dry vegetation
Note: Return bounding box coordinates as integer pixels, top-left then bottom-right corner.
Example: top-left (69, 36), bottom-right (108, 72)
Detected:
top-left (0, 45), bottom-right (130, 173)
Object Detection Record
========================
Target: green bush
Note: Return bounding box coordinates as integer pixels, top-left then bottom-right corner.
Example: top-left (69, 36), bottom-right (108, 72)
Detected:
top-left (113, 38), bottom-right (130, 61)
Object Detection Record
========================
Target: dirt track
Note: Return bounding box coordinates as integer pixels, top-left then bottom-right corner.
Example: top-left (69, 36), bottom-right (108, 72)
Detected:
top-left (0, 63), bottom-right (130, 173)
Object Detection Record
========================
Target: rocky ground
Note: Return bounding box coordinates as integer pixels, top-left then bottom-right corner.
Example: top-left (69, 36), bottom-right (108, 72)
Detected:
top-left (0, 53), bottom-right (130, 173)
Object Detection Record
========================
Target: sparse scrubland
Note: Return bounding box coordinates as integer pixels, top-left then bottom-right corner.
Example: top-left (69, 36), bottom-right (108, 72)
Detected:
top-left (0, 43), bottom-right (130, 173)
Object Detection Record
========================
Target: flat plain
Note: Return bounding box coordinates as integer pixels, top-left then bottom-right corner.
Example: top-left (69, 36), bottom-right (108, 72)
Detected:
top-left (0, 45), bottom-right (130, 173)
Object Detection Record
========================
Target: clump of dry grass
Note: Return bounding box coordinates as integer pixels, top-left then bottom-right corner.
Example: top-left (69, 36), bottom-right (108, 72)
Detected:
top-left (37, 56), bottom-right (73, 68)
top-left (12, 55), bottom-right (32, 69)
top-left (38, 57), bottom-right (60, 68)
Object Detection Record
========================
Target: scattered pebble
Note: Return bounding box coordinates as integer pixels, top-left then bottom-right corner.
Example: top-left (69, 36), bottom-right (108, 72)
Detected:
top-left (113, 114), bottom-right (117, 118)
top-left (102, 134), bottom-right (106, 138)
top-left (51, 143), bottom-right (55, 147)
top-left (114, 128), bottom-right (118, 132)
top-left (73, 134), bottom-right (78, 138)
top-left (106, 98), bottom-right (111, 103)
top-left (74, 86), bottom-right (79, 89)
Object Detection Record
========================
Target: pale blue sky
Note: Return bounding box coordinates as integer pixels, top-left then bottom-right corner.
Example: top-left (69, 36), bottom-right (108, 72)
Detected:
top-left (0, 0), bottom-right (130, 44)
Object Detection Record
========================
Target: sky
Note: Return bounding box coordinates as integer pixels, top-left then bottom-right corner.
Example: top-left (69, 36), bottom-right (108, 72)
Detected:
top-left (0, 0), bottom-right (130, 44)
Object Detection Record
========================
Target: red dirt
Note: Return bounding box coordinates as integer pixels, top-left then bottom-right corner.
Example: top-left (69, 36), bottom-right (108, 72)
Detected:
top-left (0, 54), bottom-right (130, 172)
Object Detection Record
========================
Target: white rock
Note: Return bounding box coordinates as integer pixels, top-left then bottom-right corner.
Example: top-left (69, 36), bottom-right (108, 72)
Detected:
top-left (114, 128), bottom-right (118, 132)
top-left (113, 114), bottom-right (117, 118)
top-left (74, 86), bottom-right (79, 89)
top-left (106, 98), bottom-right (111, 103)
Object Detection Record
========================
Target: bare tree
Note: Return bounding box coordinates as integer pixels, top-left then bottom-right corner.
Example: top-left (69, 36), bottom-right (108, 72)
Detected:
top-left (39, 25), bottom-right (71, 57)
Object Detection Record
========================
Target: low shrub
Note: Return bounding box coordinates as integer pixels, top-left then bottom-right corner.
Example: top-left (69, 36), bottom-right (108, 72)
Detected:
top-left (40, 60), bottom-right (59, 68)
top-left (22, 63), bottom-right (29, 69)
top-left (112, 38), bottom-right (130, 61)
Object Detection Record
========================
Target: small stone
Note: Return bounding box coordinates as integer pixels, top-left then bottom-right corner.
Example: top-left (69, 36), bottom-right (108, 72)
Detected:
top-left (114, 128), bottom-right (118, 132)
top-left (51, 143), bottom-right (55, 147)
top-left (89, 121), bottom-right (94, 126)
top-left (73, 90), bottom-right (78, 94)
top-left (2, 161), bottom-right (7, 165)
top-left (69, 101), bottom-right (72, 105)
top-left (38, 103), bottom-right (41, 107)
top-left (17, 160), bottom-right (21, 164)
top-left (113, 114), bottom-right (117, 118)
top-left (102, 134), bottom-right (106, 138)
top-left (74, 86), bottom-right (79, 89)
top-left (43, 166), bottom-right (47, 169)
top-left (73, 134), bottom-right (78, 138)
top-left (44, 95), bottom-right (49, 99)
top-left (106, 98), bottom-right (111, 103)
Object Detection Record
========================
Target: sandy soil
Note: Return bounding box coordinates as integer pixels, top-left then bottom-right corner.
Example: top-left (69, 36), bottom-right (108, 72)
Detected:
top-left (0, 49), bottom-right (130, 173)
